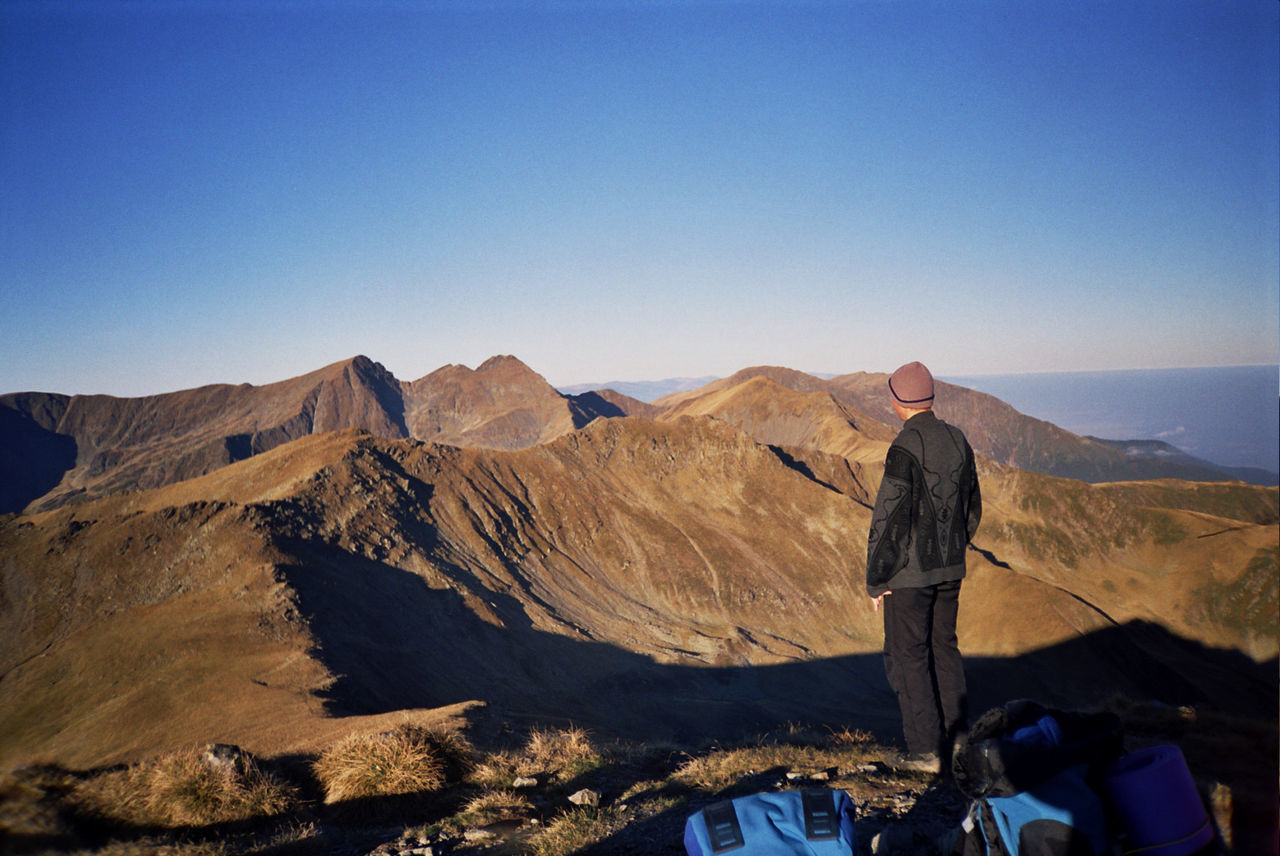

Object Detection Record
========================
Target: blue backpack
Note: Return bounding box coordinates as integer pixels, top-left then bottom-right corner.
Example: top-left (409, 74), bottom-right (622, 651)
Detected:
top-left (957, 763), bottom-right (1111, 856)
top-left (684, 788), bottom-right (857, 856)
top-left (946, 701), bottom-right (1126, 856)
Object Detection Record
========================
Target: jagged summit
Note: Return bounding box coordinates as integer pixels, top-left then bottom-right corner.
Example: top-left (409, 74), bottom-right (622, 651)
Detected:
top-left (1, 354), bottom-right (618, 514)
top-left (402, 355), bottom-right (578, 450)
top-left (0, 354), bottom-right (411, 513)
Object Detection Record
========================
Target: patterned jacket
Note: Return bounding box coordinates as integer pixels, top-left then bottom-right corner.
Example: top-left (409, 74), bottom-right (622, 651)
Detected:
top-left (865, 410), bottom-right (981, 597)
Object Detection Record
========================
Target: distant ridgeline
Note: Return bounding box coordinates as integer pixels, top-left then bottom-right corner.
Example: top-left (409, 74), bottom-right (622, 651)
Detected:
top-left (568, 366), bottom-right (1279, 485)
top-left (944, 365), bottom-right (1279, 485)
top-left (0, 356), bottom-right (617, 515)
top-left (3, 357), bottom-right (1276, 516)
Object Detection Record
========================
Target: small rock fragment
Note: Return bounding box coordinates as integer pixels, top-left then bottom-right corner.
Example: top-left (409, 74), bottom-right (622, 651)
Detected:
top-left (568, 788), bottom-right (600, 807)
top-left (202, 743), bottom-right (246, 773)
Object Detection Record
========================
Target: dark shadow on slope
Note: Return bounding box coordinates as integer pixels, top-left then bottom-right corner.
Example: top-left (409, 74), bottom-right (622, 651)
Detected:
top-left (0, 407), bottom-right (77, 514)
top-left (968, 544), bottom-right (1011, 570)
top-left (275, 537), bottom-right (892, 746)
top-left (351, 355), bottom-right (411, 439)
top-left (270, 531), bottom-right (883, 743)
top-left (768, 445), bottom-right (843, 495)
top-left (222, 410), bottom-right (319, 465)
top-left (566, 391), bottom-right (628, 428)
top-left (765, 443), bottom-right (874, 508)
top-left (275, 536), bottom-right (1277, 753)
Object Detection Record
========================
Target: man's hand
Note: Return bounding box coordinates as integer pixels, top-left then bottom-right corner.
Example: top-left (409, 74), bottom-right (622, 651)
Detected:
top-left (872, 592), bottom-right (891, 612)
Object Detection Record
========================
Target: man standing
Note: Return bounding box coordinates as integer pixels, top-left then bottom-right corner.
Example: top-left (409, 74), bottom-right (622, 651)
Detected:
top-left (866, 361), bottom-right (982, 773)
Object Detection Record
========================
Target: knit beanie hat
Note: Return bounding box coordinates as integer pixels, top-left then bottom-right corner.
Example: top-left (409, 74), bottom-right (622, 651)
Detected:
top-left (888, 361), bottom-right (934, 408)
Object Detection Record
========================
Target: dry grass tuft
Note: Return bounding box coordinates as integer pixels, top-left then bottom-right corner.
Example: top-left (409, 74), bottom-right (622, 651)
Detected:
top-left (77, 749), bottom-right (299, 828)
top-left (469, 725), bottom-right (604, 789)
top-left (827, 725), bottom-right (877, 746)
top-left (527, 805), bottom-right (631, 856)
top-left (312, 723), bottom-right (470, 804)
top-left (468, 748), bottom-right (523, 790)
top-left (521, 725), bottom-right (603, 781)
top-left (412, 722), bottom-right (477, 782)
top-left (672, 724), bottom-right (881, 793)
top-left (461, 788), bottom-right (534, 824)
top-left (672, 746), bottom-right (765, 791)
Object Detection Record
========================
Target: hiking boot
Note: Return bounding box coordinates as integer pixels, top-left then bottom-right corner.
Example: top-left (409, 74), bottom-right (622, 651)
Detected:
top-left (892, 752), bottom-right (942, 774)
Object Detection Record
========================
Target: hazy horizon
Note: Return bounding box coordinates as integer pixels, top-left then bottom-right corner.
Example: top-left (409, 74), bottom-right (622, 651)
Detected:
top-left (565, 359), bottom-right (1280, 388)
top-left (946, 364), bottom-right (1279, 474)
top-left (4, 1), bottom-right (1277, 397)
top-left (6, 353), bottom-right (1277, 398)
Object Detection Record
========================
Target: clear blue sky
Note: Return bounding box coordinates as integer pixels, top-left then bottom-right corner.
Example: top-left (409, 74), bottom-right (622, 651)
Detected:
top-left (3, 0), bottom-right (1277, 396)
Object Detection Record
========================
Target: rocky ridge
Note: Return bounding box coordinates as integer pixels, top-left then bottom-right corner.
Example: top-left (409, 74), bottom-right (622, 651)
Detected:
top-left (3, 356), bottom-right (1269, 518)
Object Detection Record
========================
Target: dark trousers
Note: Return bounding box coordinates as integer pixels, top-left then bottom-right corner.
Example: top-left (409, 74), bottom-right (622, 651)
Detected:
top-left (882, 579), bottom-right (967, 757)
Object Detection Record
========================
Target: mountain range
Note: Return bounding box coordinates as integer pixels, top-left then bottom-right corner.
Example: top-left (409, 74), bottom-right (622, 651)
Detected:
top-left (2, 356), bottom-right (1266, 518)
top-left (0, 355), bottom-right (1275, 775)
top-left (0, 356), bottom-right (626, 515)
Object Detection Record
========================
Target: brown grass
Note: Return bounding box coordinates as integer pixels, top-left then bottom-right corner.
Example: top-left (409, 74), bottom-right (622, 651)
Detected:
top-left (470, 725), bottom-right (604, 789)
top-left (521, 725), bottom-right (603, 781)
top-left (311, 724), bottom-right (470, 804)
top-left (0, 764), bottom-right (82, 842)
top-left (671, 729), bottom-right (881, 793)
top-left (469, 748), bottom-right (525, 790)
top-left (75, 749), bottom-right (299, 829)
top-left (527, 805), bottom-right (633, 856)
top-left (460, 788), bottom-right (535, 825)
top-left (3, 710), bottom-right (1271, 856)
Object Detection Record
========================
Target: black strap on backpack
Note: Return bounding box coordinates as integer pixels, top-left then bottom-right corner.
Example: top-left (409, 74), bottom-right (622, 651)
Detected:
top-left (702, 800), bottom-right (745, 852)
top-left (802, 789), bottom-right (840, 840)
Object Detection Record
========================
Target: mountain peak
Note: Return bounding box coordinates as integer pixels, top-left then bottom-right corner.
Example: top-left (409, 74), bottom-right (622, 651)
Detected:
top-left (400, 355), bottom-right (574, 450)
top-left (477, 354), bottom-right (528, 372)
top-left (474, 354), bottom-right (550, 385)
top-left (347, 354), bottom-right (381, 373)
top-left (323, 354), bottom-right (397, 383)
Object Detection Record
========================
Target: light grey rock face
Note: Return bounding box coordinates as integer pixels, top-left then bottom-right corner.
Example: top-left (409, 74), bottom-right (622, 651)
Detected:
top-left (568, 787), bottom-right (600, 807)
